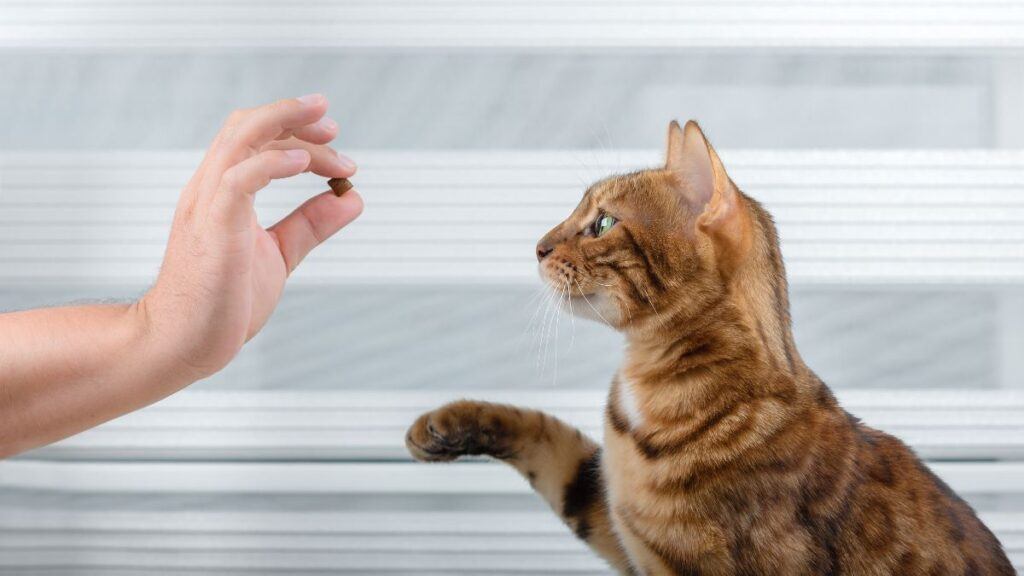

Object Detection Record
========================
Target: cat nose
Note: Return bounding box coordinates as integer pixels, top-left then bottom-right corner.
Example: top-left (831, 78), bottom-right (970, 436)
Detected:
top-left (536, 244), bottom-right (554, 261)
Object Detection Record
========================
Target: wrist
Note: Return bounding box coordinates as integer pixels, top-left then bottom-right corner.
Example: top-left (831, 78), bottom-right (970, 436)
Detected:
top-left (129, 294), bottom-right (214, 385)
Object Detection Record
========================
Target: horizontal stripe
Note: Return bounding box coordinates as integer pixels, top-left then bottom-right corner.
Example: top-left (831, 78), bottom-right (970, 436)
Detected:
top-left (2, 149), bottom-right (1023, 284)
top-left (19, 389), bottom-right (1024, 461)
top-left (1, 1), bottom-right (1024, 49)
top-left (3, 460), bottom-right (1024, 495)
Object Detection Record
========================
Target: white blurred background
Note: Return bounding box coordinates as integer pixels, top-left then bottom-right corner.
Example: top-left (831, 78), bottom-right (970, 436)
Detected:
top-left (0, 2), bottom-right (1022, 574)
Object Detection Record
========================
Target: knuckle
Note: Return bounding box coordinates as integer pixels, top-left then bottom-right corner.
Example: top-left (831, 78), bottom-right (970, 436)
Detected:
top-left (268, 149), bottom-right (291, 163)
top-left (218, 109), bottom-right (253, 144)
top-left (219, 169), bottom-right (239, 192)
top-left (218, 127), bottom-right (239, 148)
top-left (223, 109), bottom-right (247, 130)
top-left (253, 155), bottom-right (276, 183)
top-left (229, 108), bottom-right (249, 122)
top-left (271, 98), bottom-right (299, 114)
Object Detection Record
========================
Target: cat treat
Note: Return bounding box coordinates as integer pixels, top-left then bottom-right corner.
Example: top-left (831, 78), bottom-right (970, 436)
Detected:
top-left (328, 177), bottom-right (353, 197)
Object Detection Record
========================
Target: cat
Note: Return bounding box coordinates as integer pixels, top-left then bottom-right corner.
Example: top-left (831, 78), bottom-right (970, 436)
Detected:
top-left (405, 120), bottom-right (1015, 575)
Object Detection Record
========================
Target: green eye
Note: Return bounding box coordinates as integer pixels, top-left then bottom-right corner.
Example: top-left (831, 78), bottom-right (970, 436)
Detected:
top-left (593, 214), bottom-right (618, 237)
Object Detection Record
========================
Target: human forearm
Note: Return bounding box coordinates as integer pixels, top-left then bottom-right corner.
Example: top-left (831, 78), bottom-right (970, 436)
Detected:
top-left (0, 301), bottom-right (192, 458)
top-left (0, 95), bottom-right (360, 459)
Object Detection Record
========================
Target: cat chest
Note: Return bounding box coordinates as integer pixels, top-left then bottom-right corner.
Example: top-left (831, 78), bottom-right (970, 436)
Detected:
top-left (601, 427), bottom-right (735, 573)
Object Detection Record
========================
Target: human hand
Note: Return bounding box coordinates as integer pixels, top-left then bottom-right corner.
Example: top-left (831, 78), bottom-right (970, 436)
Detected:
top-left (138, 94), bottom-right (362, 378)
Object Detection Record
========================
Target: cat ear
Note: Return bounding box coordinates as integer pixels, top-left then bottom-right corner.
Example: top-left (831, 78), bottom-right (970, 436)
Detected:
top-left (665, 120), bottom-right (751, 265)
top-left (665, 120), bottom-right (715, 209)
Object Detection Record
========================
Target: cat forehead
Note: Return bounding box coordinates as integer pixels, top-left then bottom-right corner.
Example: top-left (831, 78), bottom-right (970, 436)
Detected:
top-left (587, 169), bottom-right (668, 205)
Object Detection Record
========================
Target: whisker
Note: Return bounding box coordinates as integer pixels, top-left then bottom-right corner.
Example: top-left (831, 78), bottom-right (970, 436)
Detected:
top-left (550, 282), bottom-right (566, 387)
top-left (537, 284), bottom-right (558, 373)
top-left (638, 283), bottom-right (669, 332)
top-left (517, 285), bottom-right (550, 352)
top-left (529, 285), bottom-right (551, 371)
top-left (574, 277), bottom-right (613, 326)
top-left (542, 281), bottom-right (563, 374)
top-left (565, 277), bottom-right (576, 351)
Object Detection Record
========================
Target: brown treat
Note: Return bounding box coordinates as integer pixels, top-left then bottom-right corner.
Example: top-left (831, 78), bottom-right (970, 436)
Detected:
top-left (328, 178), bottom-right (353, 197)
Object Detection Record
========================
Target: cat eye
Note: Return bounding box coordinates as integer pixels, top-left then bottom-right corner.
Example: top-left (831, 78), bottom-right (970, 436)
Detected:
top-left (592, 214), bottom-right (618, 237)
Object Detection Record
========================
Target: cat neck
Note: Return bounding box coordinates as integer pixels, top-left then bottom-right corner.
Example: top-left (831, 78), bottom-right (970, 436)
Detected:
top-left (724, 261), bottom-right (804, 376)
top-left (620, 293), bottom-right (806, 418)
top-left (622, 292), bottom-right (765, 384)
top-left (622, 208), bottom-right (804, 384)
top-left (727, 198), bottom-right (805, 377)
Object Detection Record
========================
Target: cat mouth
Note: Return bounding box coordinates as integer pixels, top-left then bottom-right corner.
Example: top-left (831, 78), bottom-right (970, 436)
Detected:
top-left (543, 275), bottom-right (595, 300)
top-left (537, 265), bottom-right (568, 290)
top-left (538, 266), bottom-right (593, 295)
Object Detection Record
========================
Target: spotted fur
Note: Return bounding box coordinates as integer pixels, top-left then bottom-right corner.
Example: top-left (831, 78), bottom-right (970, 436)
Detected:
top-left (406, 121), bottom-right (1014, 575)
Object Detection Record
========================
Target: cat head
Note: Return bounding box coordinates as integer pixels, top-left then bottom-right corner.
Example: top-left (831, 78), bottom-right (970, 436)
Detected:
top-left (537, 120), bottom-right (779, 336)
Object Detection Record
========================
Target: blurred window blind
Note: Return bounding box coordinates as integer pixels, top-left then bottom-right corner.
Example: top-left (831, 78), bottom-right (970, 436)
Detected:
top-left (1, 2), bottom-right (1023, 573)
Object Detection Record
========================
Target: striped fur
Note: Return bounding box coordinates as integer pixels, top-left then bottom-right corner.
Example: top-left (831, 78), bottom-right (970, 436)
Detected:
top-left (406, 121), bottom-right (1014, 575)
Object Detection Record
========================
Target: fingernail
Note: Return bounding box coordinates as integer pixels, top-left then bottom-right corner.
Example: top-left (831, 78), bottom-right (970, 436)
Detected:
top-left (297, 93), bottom-right (324, 106)
top-left (336, 152), bottom-right (357, 171)
top-left (316, 117), bottom-right (338, 133)
top-left (284, 149), bottom-right (309, 161)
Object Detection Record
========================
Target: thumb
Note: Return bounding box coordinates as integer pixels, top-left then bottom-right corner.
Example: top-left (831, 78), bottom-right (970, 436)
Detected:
top-left (268, 189), bottom-right (364, 274)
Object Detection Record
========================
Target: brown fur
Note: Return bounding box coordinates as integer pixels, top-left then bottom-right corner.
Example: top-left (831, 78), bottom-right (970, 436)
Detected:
top-left (406, 121), bottom-right (1015, 575)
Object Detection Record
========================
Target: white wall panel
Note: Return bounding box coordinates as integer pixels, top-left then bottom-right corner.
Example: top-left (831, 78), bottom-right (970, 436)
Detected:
top-left (1, 0), bottom-right (1023, 49)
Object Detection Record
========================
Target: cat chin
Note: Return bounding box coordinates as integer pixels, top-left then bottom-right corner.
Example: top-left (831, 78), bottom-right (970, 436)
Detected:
top-left (563, 293), bottom-right (621, 327)
top-left (537, 267), bottom-right (621, 327)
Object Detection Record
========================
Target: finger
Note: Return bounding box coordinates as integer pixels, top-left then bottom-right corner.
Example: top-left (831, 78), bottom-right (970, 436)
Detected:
top-left (274, 116), bottom-right (338, 145)
top-left (179, 108), bottom-right (253, 214)
top-left (205, 94), bottom-right (328, 180)
top-left (178, 115), bottom-right (247, 216)
top-left (210, 149), bottom-right (312, 232)
top-left (269, 189), bottom-right (364, 274)
top-left (262, 138), bottom-right (356, 179)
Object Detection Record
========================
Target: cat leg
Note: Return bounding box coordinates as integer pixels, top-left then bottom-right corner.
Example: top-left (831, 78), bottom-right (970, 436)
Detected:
top-left (406, 400), bottom-right (633, 574)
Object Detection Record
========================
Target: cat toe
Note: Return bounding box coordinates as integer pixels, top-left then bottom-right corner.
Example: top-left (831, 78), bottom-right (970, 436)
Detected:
top-left (406, 401), bottom-right (515, 462)
top-left (405, 411), bottom-right (465, 462)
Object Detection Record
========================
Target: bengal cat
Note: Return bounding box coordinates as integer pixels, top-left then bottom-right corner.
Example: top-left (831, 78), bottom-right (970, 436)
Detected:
top-left (405, 121), bottom-right (1015, 575)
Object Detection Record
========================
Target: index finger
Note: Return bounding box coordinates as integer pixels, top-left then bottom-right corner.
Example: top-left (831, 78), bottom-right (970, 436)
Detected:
top-left (207, 94), bottom-right (329, 177)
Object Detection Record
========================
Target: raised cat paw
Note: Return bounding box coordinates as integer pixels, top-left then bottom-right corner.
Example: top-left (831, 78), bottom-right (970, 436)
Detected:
top-left (405, 400), bottom-right (517, 462)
